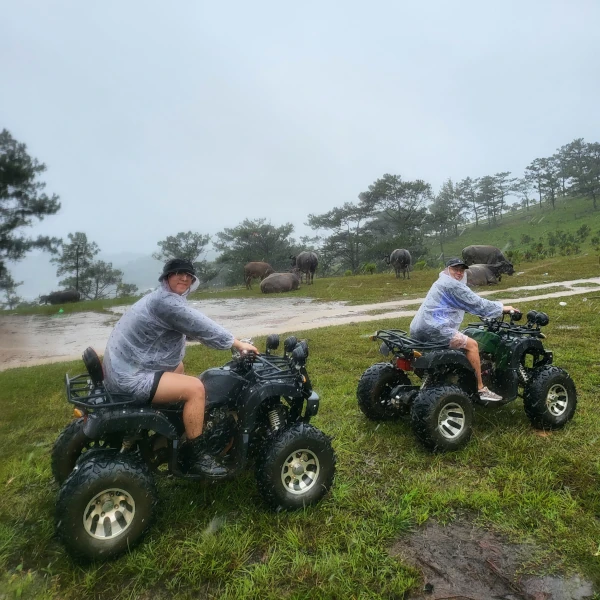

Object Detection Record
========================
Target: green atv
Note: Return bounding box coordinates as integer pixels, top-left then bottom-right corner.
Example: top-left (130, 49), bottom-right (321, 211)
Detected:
top-left (357, 310), bottom-right (577, 452)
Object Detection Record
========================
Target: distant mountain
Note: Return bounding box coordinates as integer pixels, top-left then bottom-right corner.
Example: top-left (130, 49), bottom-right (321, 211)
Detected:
top-left (7, 251), bottom-right (164, 300)
top-left (101, 253), bottom-right (164, 292)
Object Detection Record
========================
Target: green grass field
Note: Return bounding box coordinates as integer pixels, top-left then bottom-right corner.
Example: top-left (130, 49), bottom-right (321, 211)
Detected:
top-left (2, 254), bottom-right (600, 599)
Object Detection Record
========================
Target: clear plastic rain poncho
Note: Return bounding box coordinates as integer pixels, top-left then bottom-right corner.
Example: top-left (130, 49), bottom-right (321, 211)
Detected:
top-left (409, 268), bottom-right (503, 344)
top-left (103, 277), bottom-right (234, 401)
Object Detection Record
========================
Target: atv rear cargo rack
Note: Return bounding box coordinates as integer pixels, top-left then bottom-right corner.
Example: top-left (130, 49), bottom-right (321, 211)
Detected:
top-left (65, 373), bottom-right (137, 409)
top-left (373, 329), bottom-right (450, 353)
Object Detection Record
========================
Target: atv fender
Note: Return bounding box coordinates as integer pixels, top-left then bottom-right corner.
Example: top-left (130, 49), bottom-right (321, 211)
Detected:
top-left (412, 350), bottom-right (474, 373)
top-left (83, 408), bottom-right (179, 441)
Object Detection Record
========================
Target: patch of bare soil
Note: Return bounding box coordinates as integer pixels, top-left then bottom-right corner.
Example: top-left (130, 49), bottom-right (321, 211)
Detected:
top-left (390, 520), bottom-right (594, 600)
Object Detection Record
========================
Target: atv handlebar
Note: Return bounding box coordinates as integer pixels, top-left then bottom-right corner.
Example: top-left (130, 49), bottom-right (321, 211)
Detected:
top-left (469, 309), bottom-right (549, 338)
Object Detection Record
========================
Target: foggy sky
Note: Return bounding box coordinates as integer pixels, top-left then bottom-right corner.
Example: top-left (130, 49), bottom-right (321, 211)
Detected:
top-left (2, 0), bottom-right (599, 259)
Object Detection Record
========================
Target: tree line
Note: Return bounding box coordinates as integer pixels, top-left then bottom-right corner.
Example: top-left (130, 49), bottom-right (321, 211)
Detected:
top-left (2, 127), bottom-right (599, 308)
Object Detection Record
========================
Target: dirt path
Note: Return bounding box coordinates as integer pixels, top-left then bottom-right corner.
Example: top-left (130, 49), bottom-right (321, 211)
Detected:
top-left (1, 276), bottom-right (599, 371)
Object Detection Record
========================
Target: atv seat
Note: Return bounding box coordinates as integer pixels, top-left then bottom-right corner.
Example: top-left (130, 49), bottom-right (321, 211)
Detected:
top-left (82, 347), bottom-right (104, 386)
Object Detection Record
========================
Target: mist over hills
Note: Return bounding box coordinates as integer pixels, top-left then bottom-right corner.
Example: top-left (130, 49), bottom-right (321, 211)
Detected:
top-left (9, 252), bottom-right (164, 300)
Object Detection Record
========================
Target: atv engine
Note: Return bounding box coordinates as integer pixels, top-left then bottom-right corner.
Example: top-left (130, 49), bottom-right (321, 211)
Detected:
top-left (203, 407), bottom-right (237, 455)
top-left (480, 354), bottom-right (495, 388)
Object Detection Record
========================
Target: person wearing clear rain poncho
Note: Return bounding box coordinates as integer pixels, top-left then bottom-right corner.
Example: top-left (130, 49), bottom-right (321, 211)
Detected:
top-left (103, 258), bottom-right (258, 477)
top-left (409, 258), bottom-right (518, 402)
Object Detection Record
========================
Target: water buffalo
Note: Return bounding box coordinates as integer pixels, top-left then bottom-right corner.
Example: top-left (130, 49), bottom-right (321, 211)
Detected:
top-left (466, 262), bottom-right (514, 287)
top-left (384, 249), bottom-right (412, 279)
top-left (260, 272), bottom-right (301, 294)
top-left (244, 261), bottom-right (275, 289)
top-left (462, 245), bottom-right (513, 273)
top-left (39, 289), bottom-right (81, 304)
top-left (290, 251), bottom-right (318, 284)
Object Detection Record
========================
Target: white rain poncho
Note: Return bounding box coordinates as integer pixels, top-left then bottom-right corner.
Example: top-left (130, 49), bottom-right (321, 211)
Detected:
top-left (409, 268), bottom-right (503, 344)
top-left (103, 278), bottom-right (235, 401)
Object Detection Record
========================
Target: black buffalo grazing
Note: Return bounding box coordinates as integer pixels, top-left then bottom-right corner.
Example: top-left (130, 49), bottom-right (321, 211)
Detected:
top-left (462, 245), bottom-right (514, 274)
top-left (260, 272), bottom-right (301, 294)
top-left (244, 261), bottom-right (275, 289)
top-left (290, 251), bottom-right (318, 284)
top-left (384, 249), bottom-right (412, 279)
top-left (39, 289), bottom-right (81, 305)
top-left (466, 263), bottom-right (514, 287)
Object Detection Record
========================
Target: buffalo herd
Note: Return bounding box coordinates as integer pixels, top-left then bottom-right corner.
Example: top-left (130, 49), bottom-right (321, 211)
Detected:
top-left (244, 252), bottom-right (320, 294)
top-left (244, 244), bottom-right (513, 294)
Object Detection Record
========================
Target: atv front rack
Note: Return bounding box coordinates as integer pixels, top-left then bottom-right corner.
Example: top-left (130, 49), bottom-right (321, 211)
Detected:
top-left (252, 355), bottom-right (300, 382)
top-left (372, 329), bottom-right (450, 354)
top-left (65, 373), bottom-right (137, 409)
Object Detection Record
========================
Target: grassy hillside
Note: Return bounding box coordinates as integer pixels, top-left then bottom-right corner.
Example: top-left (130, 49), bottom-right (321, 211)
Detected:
top-left (436, 195), bottom-right (600, 259)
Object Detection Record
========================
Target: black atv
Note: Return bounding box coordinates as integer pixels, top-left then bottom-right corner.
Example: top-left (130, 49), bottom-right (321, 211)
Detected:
top-left (357, 310), bottom-right (576, 452)
top-left (53, 334), bottom-right (336, 561)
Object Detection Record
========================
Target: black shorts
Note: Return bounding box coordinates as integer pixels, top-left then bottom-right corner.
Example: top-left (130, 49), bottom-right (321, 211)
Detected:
top-left (148, 371), bottom-right (165, 402)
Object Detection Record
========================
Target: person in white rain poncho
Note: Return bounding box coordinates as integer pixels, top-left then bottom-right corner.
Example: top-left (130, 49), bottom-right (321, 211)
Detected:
top-left (409, 258), bottom-right (519, 402)
top-left (103, 258), bottom-right (258, 477)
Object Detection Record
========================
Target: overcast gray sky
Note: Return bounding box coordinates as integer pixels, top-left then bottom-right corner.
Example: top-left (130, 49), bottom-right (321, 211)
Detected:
top-left (2, 0), bottom-right (599, 259)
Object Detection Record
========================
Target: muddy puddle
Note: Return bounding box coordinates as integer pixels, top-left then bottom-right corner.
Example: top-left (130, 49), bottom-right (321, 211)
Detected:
top-left (391, 519), bottom-right (595, 599)
top-left (2, 277), bottom-right (600, 371)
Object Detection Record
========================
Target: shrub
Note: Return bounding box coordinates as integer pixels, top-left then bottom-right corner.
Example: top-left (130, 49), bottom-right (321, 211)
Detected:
top-left (344, 269), bottom-right (353, 276)
top-left (577, 224), bottom-right (591, 242)
top-left (361, 263), bottom-right (376, 275)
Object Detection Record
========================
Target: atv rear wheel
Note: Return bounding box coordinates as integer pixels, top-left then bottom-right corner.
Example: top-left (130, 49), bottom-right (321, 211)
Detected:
top-left (357, 363), bottom-right (412, 420)
top-left (523, 366), bottom-right (577, 430)
top-left (51, 418), bottom-right (121, 485)
top-left (56, 454), bottom-right (157, 561)
top-left (411, 385), bottom-right (473, 452)
top-left (256, 423), bottom-right (336, 510)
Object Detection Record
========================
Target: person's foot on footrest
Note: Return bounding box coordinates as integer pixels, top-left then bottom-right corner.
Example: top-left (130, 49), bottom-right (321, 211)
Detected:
top-left (478, 386), bottom-right (503, 402)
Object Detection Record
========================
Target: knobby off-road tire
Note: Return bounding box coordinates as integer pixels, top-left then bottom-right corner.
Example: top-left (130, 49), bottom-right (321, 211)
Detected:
top-left (523, 366), bottom-right (577, 430)
top-left (357, 363), bottom-right (412, 420)
top-left (411, 385), bottom-right (473, 452)
top-left (255, 423), bottom-right (336, 510)
top-left (56, 454), bottom-right (158, 561)
top-left (51, 418), bottom-right (120, 485)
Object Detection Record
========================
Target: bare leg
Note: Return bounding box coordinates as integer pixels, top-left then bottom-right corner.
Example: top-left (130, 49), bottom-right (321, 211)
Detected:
top-left (174, 362), bottom-right (184, 374)
top-left (151, 372), bottom-right (205, 438)
top-left (463, 338), bottom-right (484, 390)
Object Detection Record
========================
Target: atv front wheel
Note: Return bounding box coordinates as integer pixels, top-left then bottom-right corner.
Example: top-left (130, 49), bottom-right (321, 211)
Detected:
top-left (411, 385), bottom-right (473, 452)
top-left (55, 454), bottom-right (157, 561)
top-left (523, 366), bottom-right (577, 430)
top-left (256, 423), bottom-right (336, 510)
top-left (357, 363), bottom-right (412, 420)
top-left (51, 418), bottom-right (121, 485)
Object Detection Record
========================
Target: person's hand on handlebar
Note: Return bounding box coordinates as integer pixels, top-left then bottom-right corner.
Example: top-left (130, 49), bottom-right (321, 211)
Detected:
top-left (232, 339), bottom-right (259, 355)
top-left (502, 305), bottom-right (519, 314)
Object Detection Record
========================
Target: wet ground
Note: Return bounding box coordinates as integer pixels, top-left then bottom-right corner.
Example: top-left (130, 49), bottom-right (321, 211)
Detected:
top-left (391, 519), bottom-right (595, 600)
top-left (1, 276), bottom-right (600, 370)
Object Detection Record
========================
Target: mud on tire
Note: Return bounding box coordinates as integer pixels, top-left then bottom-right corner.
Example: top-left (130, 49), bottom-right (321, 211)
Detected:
top-left (51, 418), bottom-right (121, 485)
top-left (411, 385), bottom-right (473, 452)
top-left (357, 363), bottom-right (412, 420)
top-left (55, 454), bottom-right (157, 561)
top-left (255, 423), bottom-right (336, 510)
top-left (523, 366), bottom-right (577, 430)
